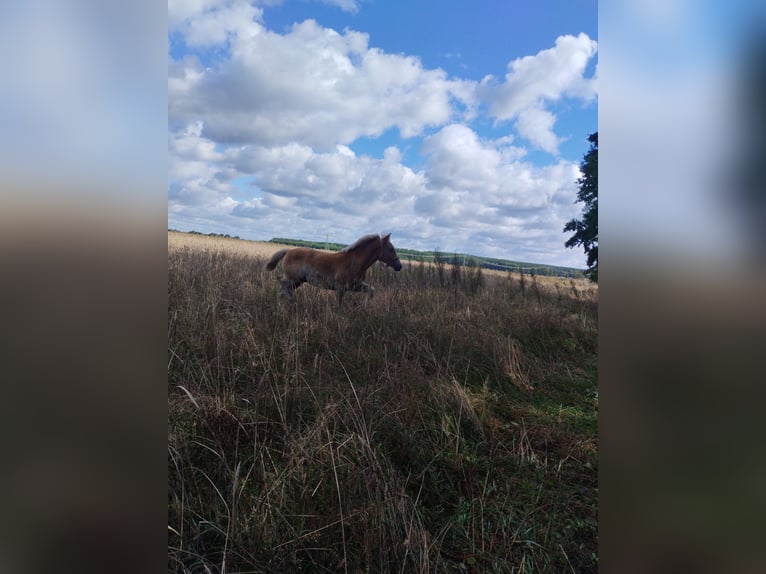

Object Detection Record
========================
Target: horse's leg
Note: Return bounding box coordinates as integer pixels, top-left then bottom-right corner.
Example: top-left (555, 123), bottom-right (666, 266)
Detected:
top-left (336, 288), bottom-right (345, 306)
top-left (351, 281), bottom-right (375, 298)
top-left (279, 278), bottom-right (298, 304)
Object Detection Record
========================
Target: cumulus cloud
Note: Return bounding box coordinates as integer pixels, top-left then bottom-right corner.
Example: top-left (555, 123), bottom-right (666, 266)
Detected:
top-left (482, 33), bottom-right (598, 118)
top-left (167, 2), bottom-right (595, 266)
top-left (319, 0), bottom-right (360, 14)
top-left (417, 124), bottom-right (582, 250)
top-left (169, 121), bottom-right (583, 265)
top-left (421, 124), bottom-right (503, 192)
top-left (168, 0), bottom-right (220, 28)
top-left (479, 33), bottom-right (597, 153)
top-left (169, 3), bottom-right (592, 154)
top-left (421, 124), bottom-right (577, 207)
top-left (514, 107), bottom-right (560, 153)
top-left (168, 0), bottom-right (263, 40)
top-left (169, 14), bottom-right (474, 149)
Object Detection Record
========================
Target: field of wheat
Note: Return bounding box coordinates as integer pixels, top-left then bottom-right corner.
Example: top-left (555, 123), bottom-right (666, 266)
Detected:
top-left (168, 232), bottom-right (598, 573)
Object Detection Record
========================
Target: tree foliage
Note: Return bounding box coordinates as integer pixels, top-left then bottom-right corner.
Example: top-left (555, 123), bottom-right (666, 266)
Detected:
top-left (564, 132), bottom-right (598, 282)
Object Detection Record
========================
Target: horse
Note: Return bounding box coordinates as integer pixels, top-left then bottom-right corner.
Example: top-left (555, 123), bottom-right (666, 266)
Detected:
top-left (264, 233), bottom-right (403, 305)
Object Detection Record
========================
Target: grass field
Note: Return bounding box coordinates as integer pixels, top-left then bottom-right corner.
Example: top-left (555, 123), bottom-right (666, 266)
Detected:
top-left (168, 231), bottom-right (290, 258)
top-left (168, 232), bottom-right (598, 573)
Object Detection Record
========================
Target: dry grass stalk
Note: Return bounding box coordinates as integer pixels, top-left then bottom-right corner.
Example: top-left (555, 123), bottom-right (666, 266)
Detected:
top-left (167, 232), bottom-right (598, 573)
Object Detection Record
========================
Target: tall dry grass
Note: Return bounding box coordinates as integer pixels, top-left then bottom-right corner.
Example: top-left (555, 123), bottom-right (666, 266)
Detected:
top-left (168, 242), bottom-right (597, 573)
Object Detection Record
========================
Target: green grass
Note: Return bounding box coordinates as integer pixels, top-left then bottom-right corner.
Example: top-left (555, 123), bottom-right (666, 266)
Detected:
top-left (168, 247), bottom-right (597, 573)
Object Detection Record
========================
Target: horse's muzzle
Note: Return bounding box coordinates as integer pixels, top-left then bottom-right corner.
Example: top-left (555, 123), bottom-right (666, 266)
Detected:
top-left (392, 259), bottom-right (402, 271)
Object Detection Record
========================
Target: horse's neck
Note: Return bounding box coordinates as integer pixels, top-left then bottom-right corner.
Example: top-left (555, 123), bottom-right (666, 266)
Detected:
top-left (353, 238), bottom-right (380, 272)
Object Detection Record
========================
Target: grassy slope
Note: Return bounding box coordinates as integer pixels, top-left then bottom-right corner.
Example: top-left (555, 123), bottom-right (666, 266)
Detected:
top-left (168, 245), bottom-right (598, 573)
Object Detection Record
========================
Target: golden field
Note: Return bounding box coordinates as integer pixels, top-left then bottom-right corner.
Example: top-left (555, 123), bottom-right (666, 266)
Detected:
top-left (167, 230), bottom-right (595, 295)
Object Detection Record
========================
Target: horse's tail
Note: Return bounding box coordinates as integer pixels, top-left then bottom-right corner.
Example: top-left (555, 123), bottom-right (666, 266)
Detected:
top-left (264, 249), bottom-right (289, 271)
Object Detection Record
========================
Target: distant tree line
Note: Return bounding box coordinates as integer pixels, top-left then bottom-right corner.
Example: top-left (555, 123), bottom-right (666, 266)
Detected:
top-left (169, 229), bottom-right (241, 240)
top-left (167, 231), bottom-right (583, 278)
top-left (269, 238), bottom-right (584, 278)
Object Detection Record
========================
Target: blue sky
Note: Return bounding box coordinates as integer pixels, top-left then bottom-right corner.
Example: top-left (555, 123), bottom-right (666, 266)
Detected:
top-left (168, 0), bottom-right (598, 267)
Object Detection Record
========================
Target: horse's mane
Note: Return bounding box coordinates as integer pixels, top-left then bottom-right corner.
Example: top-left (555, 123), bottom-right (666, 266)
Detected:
top-left (340, 234), bottom-right (380, 253)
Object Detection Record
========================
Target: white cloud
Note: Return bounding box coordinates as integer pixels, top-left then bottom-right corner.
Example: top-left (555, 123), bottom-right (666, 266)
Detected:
top-left (169, 7), bottom-right (590, 157)
top-left (170, 121), bottom-right (223, 163)
top-left (421, 124), bottom-right (503, 192)
top-left (319, 0), bottom-right (360, 14)
top-left (169, 0), bottom-right (263, 43)
top-left (420, 124), bottom-right (577, 211)
top-left (169, 121), bottom-right (584, 265)
top-left (169, 16), bottom-right (473, 149)
top-left (479, 33), bottom-right (597, 152)
top-left (167, 7), bottom-right (595, 266)
top-left (168, 0), bottom-right (221, 28)
top-left (484, 33), bottom-right (598, 117)
top-left (514, 107), bottom-right (560, 154)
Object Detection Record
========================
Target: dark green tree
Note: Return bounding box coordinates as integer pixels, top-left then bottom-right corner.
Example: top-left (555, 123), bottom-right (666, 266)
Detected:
top-left (564, 132), bottom-right (598, 282)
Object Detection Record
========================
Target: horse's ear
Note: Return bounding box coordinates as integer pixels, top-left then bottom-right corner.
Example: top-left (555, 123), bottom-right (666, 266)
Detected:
top-left (383, 233), bottom-right (391, 241)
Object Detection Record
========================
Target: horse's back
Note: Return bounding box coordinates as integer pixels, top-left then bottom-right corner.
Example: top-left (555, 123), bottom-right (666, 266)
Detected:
top-left (284, 247), bottom-right (320, 266)
top-left (284, 247), bottom-right (347, 281)
top-left (282, 246), bottom-right (319, 269)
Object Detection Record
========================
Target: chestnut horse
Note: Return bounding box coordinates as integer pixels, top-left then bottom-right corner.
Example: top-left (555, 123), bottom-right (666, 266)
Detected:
top-left (264, 233), bottom-right (402, 305)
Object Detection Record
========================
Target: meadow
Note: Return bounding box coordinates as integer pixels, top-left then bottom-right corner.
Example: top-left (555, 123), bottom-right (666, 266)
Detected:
top-left (168, 232), bottom-right (598, 573)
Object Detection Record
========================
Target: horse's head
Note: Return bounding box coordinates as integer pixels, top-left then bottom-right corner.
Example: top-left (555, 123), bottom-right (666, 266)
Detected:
top-left (379, 233), bottom-right (402, 271)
